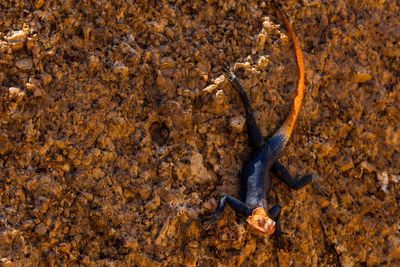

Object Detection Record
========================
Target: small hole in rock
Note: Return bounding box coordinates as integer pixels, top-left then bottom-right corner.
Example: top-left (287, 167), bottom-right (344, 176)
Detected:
top-left (150, 122), bottom-right (169, 146)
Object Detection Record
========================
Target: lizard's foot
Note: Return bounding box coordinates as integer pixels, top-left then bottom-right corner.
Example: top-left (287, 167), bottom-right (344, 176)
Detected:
top-left (204, 214), bottom-right (219, 231)
top-left (222, 63), bottom-right (236, 81)
top-left (311, 174), bottom-right (330, 197)
top-left (298, 174), bottom-right (314, 187)
top-left (273, 229), bottom-right (289, 249)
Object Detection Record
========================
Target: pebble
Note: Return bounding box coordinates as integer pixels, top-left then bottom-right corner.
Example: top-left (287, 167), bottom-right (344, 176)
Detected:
top-left (5, 30), bottom-right (27, 51)
top-left (35, 223), bottom-right (48, 235)
top-left (34, 0), bottom-right (45, 9)
top-left (257, 55), bottom-right (270, 69)
top-left (203, 84), bottom-right (217, 93)
top-left (230, 116), bottom-right (246, 132)
top-left (138, 184), bottom-right (152, 200)
top-left (9, 87), bottom-right (21, 97)
top-left (113, 62), bottom-right (129, 79)
top-left (26, 36), bottom-right (36, 51)
top-left (8, 87), bottom-right (25, 102)
top-left (15, 57), bottom-right (33, 70)
top-left (124, 237), bottom-right (139, 250)
top-left (41, 72), bottom-right (52, 85)
top-left (354, 72), bottom-right (372, 83)
top-left (144, 195), bottom-right (160, 211)
top-left (340, 161), bottom-right (354, 172)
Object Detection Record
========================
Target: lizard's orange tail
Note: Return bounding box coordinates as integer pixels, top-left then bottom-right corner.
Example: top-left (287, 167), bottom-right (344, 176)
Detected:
top-left (270, 0), bottom-right (305, 150)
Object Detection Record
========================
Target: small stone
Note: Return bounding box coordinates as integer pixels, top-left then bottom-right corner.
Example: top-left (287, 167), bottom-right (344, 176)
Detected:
top-left (377, 171), bottom-right (389, 193)
top-left (36, 196), bottom-right (51, 214)
top-left (81, 256), bottom-right (91, 265)
top-left (26, 81), bottom-right (45, 98)
top-left (58, 242), bottom-right (71, 253)
top-left (320, 199), bottom-right (330, 208)
top-left (330, 193), bottom-right (339, 209)
top-left (213, 75), bottom-right (225, 86)
top-left (25, 82), bottom-right (37, 91)
top-left (33, 88), bottom-right (45, 97)
top-left (144, 195), bottom-right (160, 211)
top-left (22, 219), bottom-right (35, 229)
top-left (202, 84), bottom-right (217, 93)
top-left (15, 57), bottom-right (33, 70)
top-left (113, 62), bottom-right (129, 79)
top-left (9, 87), bottom-right (25, 102)
top-left (256, 33), bottom-right (267, 52)
top-left (354, 72), bottom-right (372, 83)
top-left (214, 90), bottom-right (226, 105)
top-left (257, 55), bottom-right (270, 69)
top-left (129, 163), bottom-right (138, 177)
top-left (360, 161), bottom-right (375, 173)
top-left (138, 184), bottom-right (152, 200)
top-left (148, 20), bottom-right (167, 33)
top-left (35, 223), bottom-right (48, 235)
top-left (95, 17), bottom-right (106, 27)
top-left (41, 72), bottom-right (52, 85)
top-left (34, 0), bottom-right (45, 9)
top-left (160, 57), bottom-right (175, 69)
top-left (338, 123), bottom-right (352, 138)
top-left (88, 55), bottom-right (101, 71)
top-left (280, 33), bottom-right (289, 45)
top-left (234, 62), bottom-right (251, 70)
top-left (9, 87), bottom-right (21, 97)
top-left (262, 18), bottom-right (276, 32)
top-left (61, 163), bottom-right (70, 172)
top-left (230, 116), bottom-right (246, 132)
top-left (26, 36), bottom-right (36, 51)
top-left (340, 161), bottom-right (354, 172)
top-left (5, 30), bottom-right (27, 52)
top-left (124, 237), bottom-right (138, 250)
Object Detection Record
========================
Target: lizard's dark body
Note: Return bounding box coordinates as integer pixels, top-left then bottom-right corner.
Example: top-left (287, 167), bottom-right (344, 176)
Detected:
top-left (207, 1), bottom-right (313, 244)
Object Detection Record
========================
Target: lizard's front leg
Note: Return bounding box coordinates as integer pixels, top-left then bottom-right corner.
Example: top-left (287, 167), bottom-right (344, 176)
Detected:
top-left (268, 205), bottom-right (284, 248)
top-left (207, 195), bottom-right (251, 225)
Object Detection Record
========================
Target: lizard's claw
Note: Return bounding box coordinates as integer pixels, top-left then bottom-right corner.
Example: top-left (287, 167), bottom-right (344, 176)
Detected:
top-left (222, 63), bottom-right (236, 81)
top-left (204, 214), bottom-right (218, 231)
top-left (311, 175), bottom-right (330, 197)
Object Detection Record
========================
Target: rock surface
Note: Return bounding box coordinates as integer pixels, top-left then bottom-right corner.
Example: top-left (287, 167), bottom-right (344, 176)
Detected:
top-left (0, 0), bottom-right (399, 266)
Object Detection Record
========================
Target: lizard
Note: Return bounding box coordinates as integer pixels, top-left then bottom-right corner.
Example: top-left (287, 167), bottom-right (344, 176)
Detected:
top-left (206, 0), bottom-right (313, 245)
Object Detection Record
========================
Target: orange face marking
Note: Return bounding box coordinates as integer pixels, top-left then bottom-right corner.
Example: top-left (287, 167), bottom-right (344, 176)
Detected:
top-left (246, 207), bottom-right (276, 236)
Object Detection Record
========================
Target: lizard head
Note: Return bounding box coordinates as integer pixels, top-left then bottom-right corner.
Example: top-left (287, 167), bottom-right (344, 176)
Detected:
top-left (246, 207), bottom-right (276, 236)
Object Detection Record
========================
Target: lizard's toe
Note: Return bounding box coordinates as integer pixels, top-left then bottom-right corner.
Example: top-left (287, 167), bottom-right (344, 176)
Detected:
top-left (310, 174), bottom-right (330, 195)
top-left (222, 64), bottom-right (235, 81)
top-left (204, 214), bottom-right (218, 230)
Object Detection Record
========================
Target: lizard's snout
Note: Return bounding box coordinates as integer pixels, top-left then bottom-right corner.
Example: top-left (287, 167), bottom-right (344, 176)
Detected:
top-left (246, 207), bottom-right (276, 237)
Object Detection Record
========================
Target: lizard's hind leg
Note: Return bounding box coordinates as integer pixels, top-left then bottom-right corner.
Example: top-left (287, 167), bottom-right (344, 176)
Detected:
top-left (223, 65), bottom-right (264, 151)
top-left (272, 161), bottom-right (313, 190)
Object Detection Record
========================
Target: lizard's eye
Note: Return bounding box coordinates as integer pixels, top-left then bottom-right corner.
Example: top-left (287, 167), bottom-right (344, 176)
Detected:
top-left (257, 217), bottom-right (266, 226)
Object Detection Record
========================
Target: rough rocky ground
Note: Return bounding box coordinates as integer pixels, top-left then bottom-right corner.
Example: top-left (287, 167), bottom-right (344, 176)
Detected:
top-left (0, 0), bottom-right (399, 266)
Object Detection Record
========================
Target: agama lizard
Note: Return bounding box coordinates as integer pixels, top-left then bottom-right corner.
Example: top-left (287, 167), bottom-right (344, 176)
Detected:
top-left (207, 0), bottom-right (313, 244)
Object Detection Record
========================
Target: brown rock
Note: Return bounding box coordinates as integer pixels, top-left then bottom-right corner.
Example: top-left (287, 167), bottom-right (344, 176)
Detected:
top-left (41, 72), bottom-right (53, 85)
top-left (230, 116), bottom-right (246, 132)
top-left (15, 57), bottom-right (33, 70)
top-left (35, 223), bottom-right (48, 236)
top-left (5, 30), bottom-right (27, 51)
top-left (354, 72), bottom-right (372, 83)
top-left (34, 0), bottom-right (45, 9)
